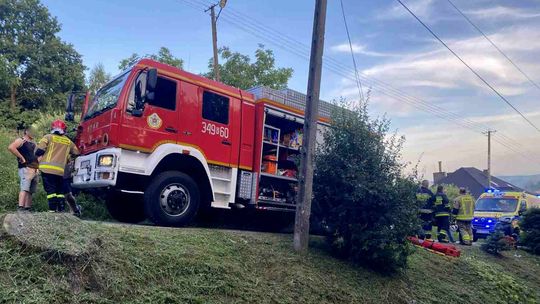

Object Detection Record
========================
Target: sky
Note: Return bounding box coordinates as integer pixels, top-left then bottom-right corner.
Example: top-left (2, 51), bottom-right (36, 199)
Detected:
top-left (41, 0), bottom-right (540, 178)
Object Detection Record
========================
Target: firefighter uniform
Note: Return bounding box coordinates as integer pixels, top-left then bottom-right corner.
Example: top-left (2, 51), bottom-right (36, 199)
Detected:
top-left (416, 186), bottom-right (434, 240)
top-left (428, 191), bottom-right (454, 243)
top-left (36, 133), bottom-right (79, 211)
top-left (453, 194), bottom-right (475, 245)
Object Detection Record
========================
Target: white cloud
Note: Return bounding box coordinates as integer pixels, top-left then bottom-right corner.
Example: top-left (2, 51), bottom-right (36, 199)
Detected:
top-left (465, 6), bottom-right (540, 20)
top-left (325, 2), bottom-right (540, 176)
top-left (330, 43), bottom-right (395, 57)
top-left (467, 110), bottom-right (540, 124)
top-left (361, 26), bottom-right (540, 96)
top-left (376, 0), bottom-right (434, 20)
top-left (400, 121), bottom-right (540, 176)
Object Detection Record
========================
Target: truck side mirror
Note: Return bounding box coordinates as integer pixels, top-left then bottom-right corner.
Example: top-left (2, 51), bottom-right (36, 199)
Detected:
top-left (65, 93), bottom-right (75, 121)
top-left (146, 68), bottom-right (158, 104)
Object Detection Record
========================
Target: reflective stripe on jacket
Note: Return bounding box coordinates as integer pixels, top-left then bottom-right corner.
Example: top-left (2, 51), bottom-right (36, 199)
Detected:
top-left (430, 193), bottom-right (451, 217)
top-left (37, 134), bottom-right (79, 176)
top-left (454, 195), bottom-right (475, 221)
top-left (417, 187), bottom-right (434, 215)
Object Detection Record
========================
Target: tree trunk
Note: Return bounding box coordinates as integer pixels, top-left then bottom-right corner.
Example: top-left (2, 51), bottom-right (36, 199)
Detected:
top-left (10, 83), bottom-right (17, 109)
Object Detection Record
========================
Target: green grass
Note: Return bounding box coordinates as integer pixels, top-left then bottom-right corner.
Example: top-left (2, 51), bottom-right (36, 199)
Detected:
top-left (0, 212), bottom-right (539, 304)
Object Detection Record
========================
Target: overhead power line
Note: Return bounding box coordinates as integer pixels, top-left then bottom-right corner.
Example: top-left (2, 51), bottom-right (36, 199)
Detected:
top-left (396, 0), bottom-right (540, 133)
top-left (446, 0), bottom-right (540, 92)
top-left (339, 0), bottom-right (364, 103)
top-left (181, 0), bottom-right (538, 161)
top-left (183, 0), bottom-right (487, 131)
top-left (179, 0), bottom-right (540, 163)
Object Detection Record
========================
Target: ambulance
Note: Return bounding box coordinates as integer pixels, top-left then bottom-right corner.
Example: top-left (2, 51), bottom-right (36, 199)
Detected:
top-left (472, 190), bottom-right (540, 240)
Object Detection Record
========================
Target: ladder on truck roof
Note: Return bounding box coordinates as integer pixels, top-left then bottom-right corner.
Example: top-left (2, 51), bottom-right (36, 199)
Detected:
top-left (246, 86), bottom-right (338, 119)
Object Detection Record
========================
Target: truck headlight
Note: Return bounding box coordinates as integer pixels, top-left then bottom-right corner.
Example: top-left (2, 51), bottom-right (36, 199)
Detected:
top-left (97, 155), bottom-right (114, 167)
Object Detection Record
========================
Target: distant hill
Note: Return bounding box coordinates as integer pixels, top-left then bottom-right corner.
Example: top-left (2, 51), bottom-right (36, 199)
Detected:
top-left (498, 174), bottom-right (540, 193)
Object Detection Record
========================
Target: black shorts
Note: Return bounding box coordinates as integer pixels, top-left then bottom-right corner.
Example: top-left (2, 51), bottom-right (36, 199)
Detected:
top-left (62, 178), bottom-right (72, 194)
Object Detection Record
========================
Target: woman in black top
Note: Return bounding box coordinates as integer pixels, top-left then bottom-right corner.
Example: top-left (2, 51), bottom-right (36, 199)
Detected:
top-left (8, 126), bottom-right (39, 211)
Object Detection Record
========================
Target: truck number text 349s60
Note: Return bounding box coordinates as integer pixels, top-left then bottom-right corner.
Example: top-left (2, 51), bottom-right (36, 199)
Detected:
top-left (202, 121), bottom-right (229, 139)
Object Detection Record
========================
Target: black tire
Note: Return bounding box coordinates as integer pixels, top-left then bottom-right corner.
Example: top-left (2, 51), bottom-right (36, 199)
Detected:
top-left (105, 191), bottom-right (146, 223)
top-left (144, 171), bottom-right (200, 227)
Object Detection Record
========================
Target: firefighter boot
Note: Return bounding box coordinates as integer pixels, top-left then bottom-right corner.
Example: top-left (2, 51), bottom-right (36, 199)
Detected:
top-left (47, 194), bottom-right (58, 212)
top-left (438, 230), bottom-right (449, 243)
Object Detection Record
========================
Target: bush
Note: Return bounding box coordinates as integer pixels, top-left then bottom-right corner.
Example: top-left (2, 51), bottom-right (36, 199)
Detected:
top-left (520, 208), bottom-right (540, 254)
top-left (313, 101), bottom-right (420, 274)
top-left (481, 227), bottom-right (513, 255)
top-left (0, 103), bottom-right (40, 129)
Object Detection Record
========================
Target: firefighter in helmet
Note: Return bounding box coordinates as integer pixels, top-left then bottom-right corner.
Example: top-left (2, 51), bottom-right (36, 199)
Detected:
top-left (452, 187), bottom-right (475, 245)
top-left (428, 185), bottom-right (455, 243)
top-left (35, 120), bottom-right (80, 212)
top-left (417, 180), bottom-right (434, 240)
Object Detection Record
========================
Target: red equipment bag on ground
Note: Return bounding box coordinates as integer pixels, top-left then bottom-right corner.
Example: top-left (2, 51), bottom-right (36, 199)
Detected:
top-left (407, 236), bottom-right (461, 257)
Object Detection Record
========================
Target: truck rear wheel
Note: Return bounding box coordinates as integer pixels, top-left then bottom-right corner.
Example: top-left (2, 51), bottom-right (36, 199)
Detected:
top-left (144, 171), bottom-right (200, 227)
top-left (106, 191), bottom-right (146, 223)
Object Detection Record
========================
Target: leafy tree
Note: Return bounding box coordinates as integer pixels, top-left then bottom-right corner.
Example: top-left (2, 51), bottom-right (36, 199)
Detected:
top-left (118, 47), bottom-right (183, 70)
top-left (0, 0), bottom-right (85, 110)
top-left (118, 53), bottom-right (139, 71)
top-left (87, 63), bottom-right (111, 93)
top-left (205, 45), bottom-right (293, 90)
top-left (312, 100), bottom-right (419, 274)
top-left (520, 208), bottom-right (540, 255)
top-left (0, 103), bottom-right (40, 129)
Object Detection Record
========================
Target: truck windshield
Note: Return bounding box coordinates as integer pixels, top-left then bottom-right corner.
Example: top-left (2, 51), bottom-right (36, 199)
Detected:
top-left (475, 198), bottom-right (518, 212)
top-left (84, 71), bottom-right (130, 120)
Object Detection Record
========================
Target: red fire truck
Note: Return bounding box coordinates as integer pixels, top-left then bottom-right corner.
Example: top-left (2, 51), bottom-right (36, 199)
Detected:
top-left (69, 59), bottom-right (332, 226)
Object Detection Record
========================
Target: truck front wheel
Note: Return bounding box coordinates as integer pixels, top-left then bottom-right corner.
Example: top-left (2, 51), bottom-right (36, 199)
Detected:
top-left (144, 171), bottom-right (200, 227)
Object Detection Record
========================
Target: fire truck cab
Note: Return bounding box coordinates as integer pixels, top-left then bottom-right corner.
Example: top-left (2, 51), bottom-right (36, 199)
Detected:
top-left (71, 59), bottom-right (331, 226)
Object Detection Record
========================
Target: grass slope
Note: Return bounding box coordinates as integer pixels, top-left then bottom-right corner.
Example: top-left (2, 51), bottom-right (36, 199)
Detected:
top-left (0, 213), bottom-right (539, 304)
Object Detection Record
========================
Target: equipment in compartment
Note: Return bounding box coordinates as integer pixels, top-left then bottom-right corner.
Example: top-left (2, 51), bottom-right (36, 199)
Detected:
top-left (258, 182), bottom-right (297, 204)
top-left (278, 169), bottom-right (297, 178)
top-left (264, 127), bottom-right (279, 143)
top-left (281, 128), bottom-right (303, 149)
top-left (261, 154), bottom-right (278, 174)
top-left (257, 110), bottom-right (304, 209)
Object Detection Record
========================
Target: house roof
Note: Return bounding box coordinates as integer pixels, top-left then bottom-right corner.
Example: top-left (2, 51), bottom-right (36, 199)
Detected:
top-left (436, 167), bottom-right (523, 198)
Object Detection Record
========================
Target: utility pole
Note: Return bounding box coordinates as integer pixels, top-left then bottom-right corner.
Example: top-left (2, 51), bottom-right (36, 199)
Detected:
top-left (294, 0), bottom-right (327, 253)
top-left (206, 1), bottom-right (227, 82)
top-left (484, 130), bottom-right (496, 188)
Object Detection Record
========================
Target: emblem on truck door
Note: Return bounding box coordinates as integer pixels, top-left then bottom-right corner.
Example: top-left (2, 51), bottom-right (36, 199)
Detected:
top-left (147, 113), bottom-right (163, 129)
